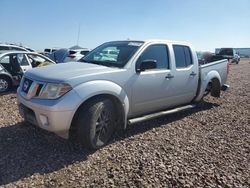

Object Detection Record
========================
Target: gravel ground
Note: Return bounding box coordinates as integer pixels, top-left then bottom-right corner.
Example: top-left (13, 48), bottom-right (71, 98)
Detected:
top-left (0, 59), bottom-right (249, 187)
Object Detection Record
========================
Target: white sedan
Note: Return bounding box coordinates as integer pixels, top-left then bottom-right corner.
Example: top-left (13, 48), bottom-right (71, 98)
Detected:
top-left (0, 51), bottom-right (55, 92)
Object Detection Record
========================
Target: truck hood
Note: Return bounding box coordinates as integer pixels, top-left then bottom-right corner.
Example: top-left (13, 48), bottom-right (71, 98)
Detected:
top-left (25, 62), bottom-right (123, 86)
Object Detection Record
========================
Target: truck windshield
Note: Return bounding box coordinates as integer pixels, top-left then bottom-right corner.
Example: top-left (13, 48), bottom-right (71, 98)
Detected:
top-left (78, 41), bottom-right (144, 68)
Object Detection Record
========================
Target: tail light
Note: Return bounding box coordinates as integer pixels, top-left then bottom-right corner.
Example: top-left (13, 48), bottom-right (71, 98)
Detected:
top-left (227, 62), bottom-right (230, 75)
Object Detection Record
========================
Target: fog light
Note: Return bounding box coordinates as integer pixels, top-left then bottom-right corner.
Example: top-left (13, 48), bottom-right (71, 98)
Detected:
top-left (39, 114), bottom-right (49, 126)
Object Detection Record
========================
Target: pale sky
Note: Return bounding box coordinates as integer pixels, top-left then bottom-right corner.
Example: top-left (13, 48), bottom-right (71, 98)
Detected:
top-left (1, 0), bottom-right (249, 52)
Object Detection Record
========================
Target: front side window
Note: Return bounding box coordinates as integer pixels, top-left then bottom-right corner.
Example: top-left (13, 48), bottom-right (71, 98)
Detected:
top-left (137, 45), bottom-right (169, 70)
top-left (80, 41), bottom-right (144, 68)
top-left (173, 45), bottom-right (193, 68)
top-left (27, 54), bottom-right (54, 67)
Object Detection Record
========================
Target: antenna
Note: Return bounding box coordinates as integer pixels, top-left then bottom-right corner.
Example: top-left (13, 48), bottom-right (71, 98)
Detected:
top-left (77, 24), bottom-right (81, 45)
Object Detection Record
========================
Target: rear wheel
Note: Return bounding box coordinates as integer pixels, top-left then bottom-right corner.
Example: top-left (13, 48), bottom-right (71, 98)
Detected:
top-left (0, 76), bottom-right (11, 93)
top-left (76, 98), bottom-right (116, 150)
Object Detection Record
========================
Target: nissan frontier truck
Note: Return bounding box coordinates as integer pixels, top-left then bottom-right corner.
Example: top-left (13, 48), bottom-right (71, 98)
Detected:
top-left (17, 40), bottom-right (229, 149)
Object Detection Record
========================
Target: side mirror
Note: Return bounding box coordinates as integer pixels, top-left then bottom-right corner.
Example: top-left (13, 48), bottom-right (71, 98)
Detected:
top-left (136, 59), bottom-right (157, 72)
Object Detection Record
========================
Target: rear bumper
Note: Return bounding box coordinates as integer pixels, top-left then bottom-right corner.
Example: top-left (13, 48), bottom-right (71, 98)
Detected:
top-left (221, 84), bottom-right (230, 91)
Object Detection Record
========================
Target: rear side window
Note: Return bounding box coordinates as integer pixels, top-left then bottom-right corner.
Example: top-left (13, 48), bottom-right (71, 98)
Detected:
top-left (138, 45), bottom-right (169, 69)
top-left (173, 45), bottom-right (193, 68)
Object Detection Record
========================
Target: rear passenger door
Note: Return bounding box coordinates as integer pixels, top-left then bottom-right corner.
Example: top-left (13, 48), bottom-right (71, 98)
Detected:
top-left (171, 45), bottom-right (198, 104)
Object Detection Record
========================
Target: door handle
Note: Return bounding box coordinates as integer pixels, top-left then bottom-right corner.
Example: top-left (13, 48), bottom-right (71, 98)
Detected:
top-left (165, 74), bottom-right (174, 79)
top-left (190, 72), bottom-right (197, 76)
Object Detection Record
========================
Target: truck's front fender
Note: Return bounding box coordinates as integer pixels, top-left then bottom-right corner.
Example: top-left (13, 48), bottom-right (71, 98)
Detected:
top-left (73, 80), bottom-right (129, 128)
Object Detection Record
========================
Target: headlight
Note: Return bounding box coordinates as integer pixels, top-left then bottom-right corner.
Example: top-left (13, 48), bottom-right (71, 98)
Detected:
top-left (39, 83), bottom-right (72, 99)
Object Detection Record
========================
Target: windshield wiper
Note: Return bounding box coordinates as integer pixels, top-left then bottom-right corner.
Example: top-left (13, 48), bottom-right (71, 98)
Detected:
top-left (79, 59), bottom-right (120, 68)
top-left (78, 59), bottom-right (90, 63)
top-left (79, 59), bottom-right (108, 66)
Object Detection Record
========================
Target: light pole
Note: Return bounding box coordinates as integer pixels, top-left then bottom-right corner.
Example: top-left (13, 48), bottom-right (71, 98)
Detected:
top-left (76, 24), bottom-right (81, 45)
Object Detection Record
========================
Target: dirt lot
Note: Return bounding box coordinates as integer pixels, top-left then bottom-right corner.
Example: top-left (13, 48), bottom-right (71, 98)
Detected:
top-left (0, 59), bottom-right (249, 187)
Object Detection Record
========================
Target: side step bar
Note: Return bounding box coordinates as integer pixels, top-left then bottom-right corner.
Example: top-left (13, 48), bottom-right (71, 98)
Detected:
top-left (128, 104), bottom-right (196, 125)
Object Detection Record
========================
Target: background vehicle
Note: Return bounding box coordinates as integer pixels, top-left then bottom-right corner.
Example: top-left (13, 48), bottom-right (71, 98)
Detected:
top-left (43, 48), bottom-right (59, 56)
top-left (0, 51), bottom-right (55, 92)
top-left (17, 40), bottom-right (229, 149)
top-left (0, 64), bottom-right (17, 92)
top-left (0, 44), bottom-right (30, 52)
top-left (64, 48), bottom-right (90, 62)
top-left (48, 48), bottom-right (68, 63)
top-left (216, 48), bottom-right (240, 64)
top-left (48, 48), bottom-right (91, 63)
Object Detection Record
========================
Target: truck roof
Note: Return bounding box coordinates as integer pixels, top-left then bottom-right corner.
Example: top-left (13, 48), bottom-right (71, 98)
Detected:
top-left (126, 39), bottom-right (192, 46)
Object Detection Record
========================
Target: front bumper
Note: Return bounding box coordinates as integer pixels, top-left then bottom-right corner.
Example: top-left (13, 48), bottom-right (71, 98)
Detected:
top-left (17, 87), bottom-right (82, 138)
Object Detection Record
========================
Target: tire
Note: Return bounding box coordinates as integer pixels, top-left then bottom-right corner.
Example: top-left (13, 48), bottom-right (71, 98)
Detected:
top-left (0, 76), bottom-right (11, 93)
top-left (76, 98), bottom-right (116, 150)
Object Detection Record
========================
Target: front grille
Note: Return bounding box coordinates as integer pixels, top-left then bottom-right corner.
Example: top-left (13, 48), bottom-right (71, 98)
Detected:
top-left (21, 77), bottom-right (45, 99)
top-left (22, 78), bottom-right (33, 93)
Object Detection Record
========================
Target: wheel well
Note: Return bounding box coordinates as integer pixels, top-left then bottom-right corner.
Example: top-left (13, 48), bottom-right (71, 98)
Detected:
top-left (70, 94), bottom-right (125, 136)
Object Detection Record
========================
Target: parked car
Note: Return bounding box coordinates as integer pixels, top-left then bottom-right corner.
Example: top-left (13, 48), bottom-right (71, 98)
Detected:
top-left (0, 51), bottom-right (55, 92)
top-left (48, 48), bottom-right (69, 63)
top-left (0, 44), bottom-right (29, 52)
top-left (17, 40), bottom-right (229, 149)
top-left (64, 48), bottom-right (91, 62)
top-left (48, 48), bottom-right (91, 63)
top-left (217, 48), bottom-right (240, 64)
top-left (43, 48), bottom-right (59, 56)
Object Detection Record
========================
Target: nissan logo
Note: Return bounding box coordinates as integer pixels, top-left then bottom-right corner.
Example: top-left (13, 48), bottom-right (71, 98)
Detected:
top-left (23, 80), bottom-right (30, 92)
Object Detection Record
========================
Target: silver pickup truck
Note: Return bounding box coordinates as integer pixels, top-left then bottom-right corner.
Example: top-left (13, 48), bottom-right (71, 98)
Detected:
top-left (17, 40), bottom-right (229, 149)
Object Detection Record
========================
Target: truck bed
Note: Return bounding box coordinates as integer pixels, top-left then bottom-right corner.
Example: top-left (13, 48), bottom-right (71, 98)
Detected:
top-left (194, 59), bottom-right (229, 102)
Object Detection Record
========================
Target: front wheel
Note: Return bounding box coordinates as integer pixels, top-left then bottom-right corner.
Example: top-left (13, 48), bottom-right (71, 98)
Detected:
top-left (76, 98), bottom-right (116, 150)
top-left (0, 77), bottom-right (11, 93)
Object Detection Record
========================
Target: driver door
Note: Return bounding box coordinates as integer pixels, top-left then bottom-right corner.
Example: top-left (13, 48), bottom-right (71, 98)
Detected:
top-left (131, 44), bottom-right (174, 116)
